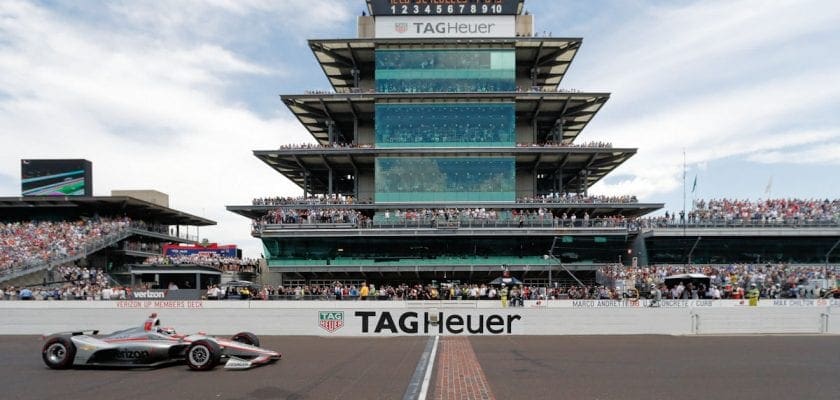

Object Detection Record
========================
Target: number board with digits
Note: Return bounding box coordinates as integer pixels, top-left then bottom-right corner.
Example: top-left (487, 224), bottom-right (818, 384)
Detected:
top-left (368, 0), bottom-right (521, 16)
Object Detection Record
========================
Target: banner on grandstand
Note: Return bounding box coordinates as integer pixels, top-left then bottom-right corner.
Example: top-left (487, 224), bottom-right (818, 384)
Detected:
top-left (375, 15), bottom-right (514, 38)
top-left (128, 289), bottom-right (204, 301)
top-left (162, 244), bottom-right (237, 258)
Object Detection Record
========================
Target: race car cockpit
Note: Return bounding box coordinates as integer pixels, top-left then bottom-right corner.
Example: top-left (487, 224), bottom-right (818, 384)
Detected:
top-left (143, 313), bottom-right (178, 337)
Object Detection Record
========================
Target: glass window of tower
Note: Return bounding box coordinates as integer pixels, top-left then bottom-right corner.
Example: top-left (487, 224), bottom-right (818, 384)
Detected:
top-left (375, 49), bottom-right (515, 92)
top-left (375, 157), bottom-right (515, 202)
top-left (375, 103), bottom-right (515, 147)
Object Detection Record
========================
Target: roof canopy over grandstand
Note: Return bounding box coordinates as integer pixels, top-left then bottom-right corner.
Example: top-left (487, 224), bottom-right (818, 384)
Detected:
top-left (282, 91), bottom-right (605, 146)
top-left (309, 37), bottom-right (580, 92)
top-left (0, 196), bottom-right (215, 226)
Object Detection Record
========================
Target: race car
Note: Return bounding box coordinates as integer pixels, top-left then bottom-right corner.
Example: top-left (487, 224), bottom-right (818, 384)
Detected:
top-left (41, 313), bottom-right (280, 371)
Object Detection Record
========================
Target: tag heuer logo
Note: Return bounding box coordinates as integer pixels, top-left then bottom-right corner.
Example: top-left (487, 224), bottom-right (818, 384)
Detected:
top-left (394, 23), bottom-right (408, 33)
top-left (319, 311), bottom-right (344, 333)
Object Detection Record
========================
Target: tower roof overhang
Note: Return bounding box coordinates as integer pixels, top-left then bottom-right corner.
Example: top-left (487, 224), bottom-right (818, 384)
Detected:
top-left (309, 37), bottom-right (581, 91)
top-left (252, 146), bottom-right (634, 196)
top-left (281, 91), bottom-right (608, 145)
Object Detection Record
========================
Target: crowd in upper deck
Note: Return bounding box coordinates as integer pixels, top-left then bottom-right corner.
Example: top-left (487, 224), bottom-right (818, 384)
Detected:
top-left (0, 217), bottom-right (131, 273)
top-left (248, 197), bottom-right (839, 230)
top-left (643, 198), bottom-right (840, 226)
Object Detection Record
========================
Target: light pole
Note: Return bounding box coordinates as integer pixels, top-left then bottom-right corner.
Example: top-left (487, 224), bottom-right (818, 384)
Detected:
top-left (543, 254), bottom-right (552, 294)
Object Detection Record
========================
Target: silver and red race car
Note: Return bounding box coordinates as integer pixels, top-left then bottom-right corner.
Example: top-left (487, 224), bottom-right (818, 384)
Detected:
top-left (41, 313), bottom-right (280, 371)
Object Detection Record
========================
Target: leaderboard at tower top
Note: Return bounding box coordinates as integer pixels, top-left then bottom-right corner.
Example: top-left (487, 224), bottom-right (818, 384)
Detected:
top-left (227, 0), bottom-right (663, 285)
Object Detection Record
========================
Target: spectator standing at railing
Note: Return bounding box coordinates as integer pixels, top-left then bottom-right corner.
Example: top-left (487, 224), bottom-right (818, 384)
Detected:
top-left (359, 282), bottom-right (369, 300)
top-left (747, 283), bottom-right (760, 306)
top-left (649, 284), bottom-right (662, 307)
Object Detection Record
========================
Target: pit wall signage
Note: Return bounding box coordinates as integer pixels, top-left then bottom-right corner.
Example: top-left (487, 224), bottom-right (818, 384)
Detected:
top-left (128, 289), bottom-right (204, 301)
top-left (318, 310), bottom-right (522, 335)
top-left (375, 15), bottom-right (515, 38)
top-left (524, 299), bottom-right (840, 308)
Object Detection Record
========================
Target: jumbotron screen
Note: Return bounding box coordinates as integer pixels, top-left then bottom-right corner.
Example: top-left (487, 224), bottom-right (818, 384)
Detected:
top-left (21, 159), bottom-right (93, 196)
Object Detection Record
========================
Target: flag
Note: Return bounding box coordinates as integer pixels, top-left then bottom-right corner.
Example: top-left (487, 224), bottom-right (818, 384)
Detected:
top-left (764, 176), bottom-right (773, 196)
top-left (691, 175), bottom-right (697, 193)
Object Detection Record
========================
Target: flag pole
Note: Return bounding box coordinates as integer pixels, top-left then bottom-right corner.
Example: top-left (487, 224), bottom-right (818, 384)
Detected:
top-left (682, 148), bottom-right (686, 235)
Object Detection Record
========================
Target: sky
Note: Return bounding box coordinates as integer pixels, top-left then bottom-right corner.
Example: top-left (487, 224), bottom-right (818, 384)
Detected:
top-left (1, 0), bottom-right (838, 258)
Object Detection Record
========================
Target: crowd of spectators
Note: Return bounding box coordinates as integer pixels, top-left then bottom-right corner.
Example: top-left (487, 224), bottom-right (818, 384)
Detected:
top-left (252, 206), bottom-right (632, 229)
top-left (257, 208), bottom-right (363, 226)
top-left (249, 198), bottom-right (839, 231)
top-left (253, 193), bottom-right (638, 208)
top-left (216, 281), bottom-right (659, 303)
top-left (277, 142), bottom-right (373, 150)
top-left (0, 217), bottom-right (131, 274)
top-left (300, 84), bottom-right (588, 95)
top-left (518, 194), bottom-right (638, 204)
top-left (516, 141), bottom-right (612, 148)
top-left (0, 263), bottom-right (125, 301)
top-left (123, 241), bottom-right (163, 254)
top-left (143, 254), bottom-right (259, 273)
top-left (600, 263), bottom-right (840, 299)
top-left (5, 261), bottom-right (837, 301)
top-left (252, 195), bottom-right (360, 206)
top-left (644, 198), bottom-right (840, 227)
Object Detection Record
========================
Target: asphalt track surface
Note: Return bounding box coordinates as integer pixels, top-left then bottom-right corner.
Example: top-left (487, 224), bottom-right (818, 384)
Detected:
top-left (2, 335), bottom-right (839, 400)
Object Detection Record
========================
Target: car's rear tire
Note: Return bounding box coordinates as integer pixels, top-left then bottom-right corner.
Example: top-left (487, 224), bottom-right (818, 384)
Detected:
top-left (42, 337), bottom-right (76, 369)
top-left (231, 331), bottom-right (260, 347)
top-left (186, 340), bottom-right (221, 371)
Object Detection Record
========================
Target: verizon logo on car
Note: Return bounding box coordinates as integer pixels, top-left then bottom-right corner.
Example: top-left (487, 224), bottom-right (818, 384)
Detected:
top-left (131, 290), bottom-right (167, 299)
top-left (115, 350), bottom-right (149, 360)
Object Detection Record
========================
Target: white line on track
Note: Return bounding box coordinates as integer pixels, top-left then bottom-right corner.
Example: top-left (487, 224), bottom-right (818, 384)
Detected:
top-left (417, 335), bottom-right (439, 400)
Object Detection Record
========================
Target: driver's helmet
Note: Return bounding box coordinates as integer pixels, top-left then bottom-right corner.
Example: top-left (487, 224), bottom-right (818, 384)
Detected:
top-left (143, 313), bottom-right (161, 332)
top-left (157, 326), bottom-right (176, 335)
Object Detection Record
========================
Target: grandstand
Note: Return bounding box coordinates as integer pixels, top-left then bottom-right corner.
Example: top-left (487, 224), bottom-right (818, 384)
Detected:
top-left (0, 195), bottom-right (215, 287)
top-left (225, 0), bottom-right (839, 289)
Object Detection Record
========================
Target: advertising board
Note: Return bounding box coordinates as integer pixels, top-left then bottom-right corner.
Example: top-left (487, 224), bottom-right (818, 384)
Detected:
top-left (375, 15), bottom-right (514, 38)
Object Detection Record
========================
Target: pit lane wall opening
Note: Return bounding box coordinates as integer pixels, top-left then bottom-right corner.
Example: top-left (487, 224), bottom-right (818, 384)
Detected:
top-left (1, 300), bottom-right (838, 336)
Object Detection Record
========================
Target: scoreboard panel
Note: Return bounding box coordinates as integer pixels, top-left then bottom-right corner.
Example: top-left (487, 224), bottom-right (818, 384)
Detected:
top-left (368, 0), bottom-right (521, 16)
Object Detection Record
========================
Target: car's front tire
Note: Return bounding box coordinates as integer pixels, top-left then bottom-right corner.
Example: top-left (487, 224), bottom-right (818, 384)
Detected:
top-left (231, 331), bottom-right (260, 347)
top-left (186, 340), bottom-right (221, 371)
top-left (42, 337), bottom-right (76, 369)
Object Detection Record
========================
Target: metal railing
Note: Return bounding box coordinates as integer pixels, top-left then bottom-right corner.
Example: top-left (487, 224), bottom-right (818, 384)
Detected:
top-left (642, 219), bottom-right (840, 229)
top-left (256, 217), bottom-right (632, 232)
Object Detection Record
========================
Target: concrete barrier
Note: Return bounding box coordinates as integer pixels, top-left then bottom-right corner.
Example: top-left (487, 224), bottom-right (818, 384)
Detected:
top-left (1, 300), bottom-right (839, 336)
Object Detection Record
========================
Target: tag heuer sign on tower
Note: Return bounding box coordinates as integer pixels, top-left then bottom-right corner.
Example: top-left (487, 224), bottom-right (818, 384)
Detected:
top-left (319, 311), bottom-right (344, 333)
top-left (375, 15), bottom-right (515, 38)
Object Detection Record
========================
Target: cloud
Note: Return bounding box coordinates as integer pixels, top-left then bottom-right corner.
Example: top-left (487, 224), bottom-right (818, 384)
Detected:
top-left (561, 0), bottom-right (840, 199)
top-left (747, 140), bottom-right (840, 165)
top-left (0, 0), bottom-right (353, 257)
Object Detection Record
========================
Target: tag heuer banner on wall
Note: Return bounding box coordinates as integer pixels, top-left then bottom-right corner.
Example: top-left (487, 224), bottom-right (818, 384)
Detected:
top-left (375, 15), bottom-right (515, 38)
